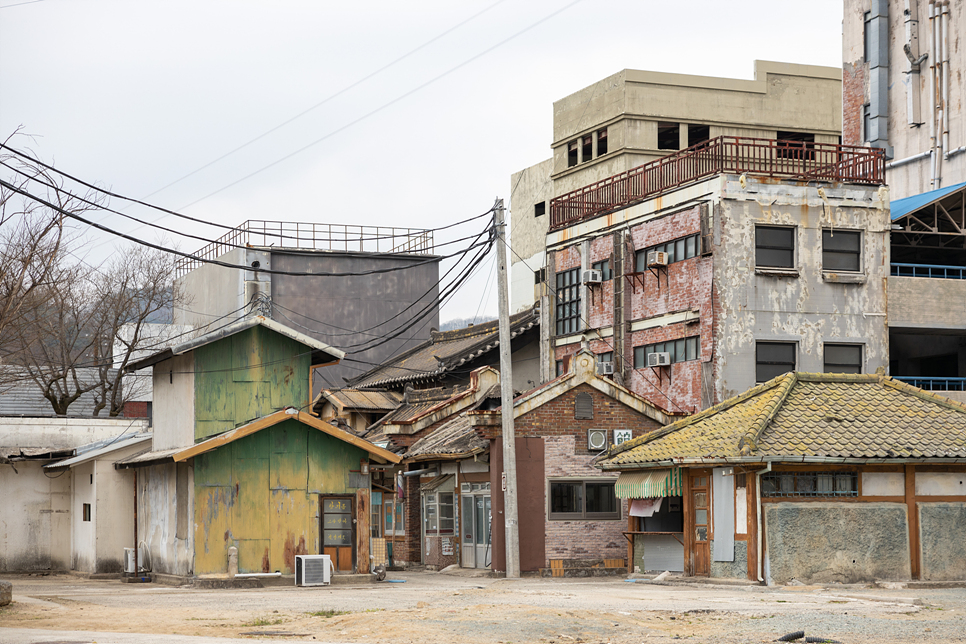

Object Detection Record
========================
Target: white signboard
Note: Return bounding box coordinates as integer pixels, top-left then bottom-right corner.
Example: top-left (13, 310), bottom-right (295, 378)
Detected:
top-left (614, 429), bottom-right (632, 446)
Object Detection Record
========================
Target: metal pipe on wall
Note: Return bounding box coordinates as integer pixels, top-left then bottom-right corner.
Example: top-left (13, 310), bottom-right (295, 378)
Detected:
top-left (928, 0), bottom-right (938, 187)
top-left (756, 461), bottom-right (772, 583)
top-left (941, 1), bottom-right (951, 158)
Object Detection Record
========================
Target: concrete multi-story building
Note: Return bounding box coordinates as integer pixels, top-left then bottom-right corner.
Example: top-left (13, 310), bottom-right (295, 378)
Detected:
top-left (174, 220), bottom-right (441, 390)
top-left (843, 0), bottom-right (964, 199)
top-left (510, 61), bottom-right (844, 316)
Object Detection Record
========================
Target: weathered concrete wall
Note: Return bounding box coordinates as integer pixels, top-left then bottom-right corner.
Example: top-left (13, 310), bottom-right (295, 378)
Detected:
top-left (173, 248), bottom-right (250, 328)
top-left (0, 580), bottom-right (10, 606)
top-left (93, 459), bottom-right (135, 574)
top-left (764, 502), bottom-right (910, 584)
top-left (0, 417), bottom-right (149, 452)
top-left (888, 277), bottom-right (966, 331)
top-left (843, 0), bottom-right (966, 199)
top-left (714, 178), bottom-right (890, 400)
top-left (710, 540), bottom-right (748, 579)
top-left (139, 463), bottom-right (193, 577)
top-left (192, 420), bottom-right (368, 575)
top-left (509, 157), bottom-right (553, 311)
top-left (0, 461), bottom-right (70, 572)
top-left (919, 502), bottom-right (966, 581)
top-left (152, 353), bottom-right (195, 450)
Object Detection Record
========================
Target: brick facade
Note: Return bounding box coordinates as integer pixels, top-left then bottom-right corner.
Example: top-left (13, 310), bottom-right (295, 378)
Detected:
top-left (842, 62), bottom-right (867, 146)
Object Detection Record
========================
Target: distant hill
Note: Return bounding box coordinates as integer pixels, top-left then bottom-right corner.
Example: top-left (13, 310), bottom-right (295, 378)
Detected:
top-left (439, 315), bottom-right (497, 332)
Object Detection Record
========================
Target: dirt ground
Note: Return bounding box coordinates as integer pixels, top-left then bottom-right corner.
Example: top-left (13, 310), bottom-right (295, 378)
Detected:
top-left (2, 572), bottom-right (965, 643)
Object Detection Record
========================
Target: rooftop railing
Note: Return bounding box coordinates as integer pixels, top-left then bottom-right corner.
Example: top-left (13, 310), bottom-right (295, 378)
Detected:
top-left (893, 376), bottom-right (966, 391)
top-left (891, 263), bottom-right (966, 279)
top-left (176, 220), bottom-right (434, 277)
top-left (550, 136), bottom-right (886, 230)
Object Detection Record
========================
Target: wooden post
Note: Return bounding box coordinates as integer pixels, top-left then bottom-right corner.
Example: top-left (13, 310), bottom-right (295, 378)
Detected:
top-left (627, 512), bottom-right (635, 572)
top-left (905, 464), bottom-right (920, 580)
top-left (356, 488), bottom-right (370, 574)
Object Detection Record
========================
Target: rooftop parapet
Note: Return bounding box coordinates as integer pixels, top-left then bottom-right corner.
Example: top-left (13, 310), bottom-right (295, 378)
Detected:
top-left (550, 136), bottom-right (885, 230)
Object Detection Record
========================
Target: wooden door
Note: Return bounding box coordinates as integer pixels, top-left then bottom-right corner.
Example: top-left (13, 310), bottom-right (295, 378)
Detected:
top-left (321, 496), bottom-right (354, 572)
top-left (690, 471), bottom-right (711, 577)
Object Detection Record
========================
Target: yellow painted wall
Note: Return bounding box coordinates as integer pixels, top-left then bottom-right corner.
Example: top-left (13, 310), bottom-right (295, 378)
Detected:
top-left (192, 419), bottom-right (368, 575)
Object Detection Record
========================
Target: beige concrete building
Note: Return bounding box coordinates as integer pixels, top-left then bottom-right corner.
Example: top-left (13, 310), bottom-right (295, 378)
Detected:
top-left (510, 61), bottom-right (843, 313)
top-left (842, 0), bottom-right (965, 198)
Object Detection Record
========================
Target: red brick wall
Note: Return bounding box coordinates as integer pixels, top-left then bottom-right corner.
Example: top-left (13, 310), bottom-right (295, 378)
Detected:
top-left (587, 235), bottom-right (614, 329)
top-left (394, 476), bottom-right (422, 565)
top-left (842, 62), bottom-right (867, 146)
top-left (122, 401), bottom-right (149, 418)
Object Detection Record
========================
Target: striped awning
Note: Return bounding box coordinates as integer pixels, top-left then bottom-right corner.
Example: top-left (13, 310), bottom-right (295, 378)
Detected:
top-left (614, 468), bottom-right (682, 499)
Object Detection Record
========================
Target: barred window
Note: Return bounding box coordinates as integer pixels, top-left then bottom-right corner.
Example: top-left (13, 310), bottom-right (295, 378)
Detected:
top-left (761, 471), bottom-right (857, 498)
top-left (555, 268), bottom-right (581, 335)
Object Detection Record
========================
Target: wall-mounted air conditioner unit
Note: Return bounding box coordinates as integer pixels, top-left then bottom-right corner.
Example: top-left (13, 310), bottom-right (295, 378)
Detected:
top-left (582, 269), bottom-right (603, 285)
top-left (295, 554), bottom-right (332, 587)
top-left (647, 251), bottom-right (668, 267)
top-left (647, 352), bottom-right (671, 367)
top-left (588, 428), bottom-right (608, 451)
top-left (597, 361), bottom-right (615, 375)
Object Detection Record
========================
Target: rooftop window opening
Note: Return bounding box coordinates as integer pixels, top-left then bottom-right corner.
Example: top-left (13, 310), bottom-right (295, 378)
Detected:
top-left (582, 135), bottom-right (593, 163)
top-left (534, 201), bottom-right (546, 217)
top-left (657, 122), bottom-right (680, 150)
top-left (687, 124), bottom-right (710, 147)
top-left (597, 129), bottom-right (608, 156)
top-left (776, 131), bottom-right (816, 160)
top-left (568, 141), bottom-right (579, 168)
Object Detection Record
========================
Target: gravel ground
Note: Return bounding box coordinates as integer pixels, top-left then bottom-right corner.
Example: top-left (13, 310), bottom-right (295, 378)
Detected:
top-left (1, 572), bottom-right (964, 643)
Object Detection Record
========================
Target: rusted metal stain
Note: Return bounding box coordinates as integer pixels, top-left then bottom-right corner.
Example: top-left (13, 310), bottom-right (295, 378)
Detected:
top-left (262, 547), bottom-right (270, 573)
top-left (283, 533), bottom-right (308, 571)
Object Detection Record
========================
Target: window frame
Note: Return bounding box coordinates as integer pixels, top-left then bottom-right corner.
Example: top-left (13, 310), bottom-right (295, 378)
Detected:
top-left (822, 229), bottom-right (862, 273)
top-left (423, 491), bottom-right (455, 536)
top-left (634, 234), bottom-right (700, 272)
top-left (762, 471), bottom-right (858, 498)
top-left (555, 268), bottom-right (581, 336)
top-left (824, 343), bottom-right (863, 374)
top-left (657, 122), bottom-right (681, 151)
top-left (596, 128), bottom-right (608, 156)
top-left (755, 225), bottom-right (796, 270)
top-left (591, 259), bottom-right (612, 281)
top-left (567, 140), bottom-right (578, 167)
top-left (534, 201), bottom-right (546, 217)
top-left (634, 336), bottom-right (700, 368)
top-left (756, 341), bottom-right (797, 382)
top-left (547, 478), bottom-right (621, 521)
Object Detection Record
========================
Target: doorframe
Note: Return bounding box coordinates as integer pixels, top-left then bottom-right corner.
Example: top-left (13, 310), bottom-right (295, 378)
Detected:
top-left (319, 494), bottom-right (356, 572)
top-left (687, 468), bottom-right (713, 577)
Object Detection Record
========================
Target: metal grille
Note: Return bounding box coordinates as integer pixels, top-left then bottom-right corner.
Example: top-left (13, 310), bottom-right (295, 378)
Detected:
top-left (176, 220), bottom-right (434, 278)
top-left (761, 471), bottom-right (858, 498)
top-left (550, 136), bottom-right (885, 230)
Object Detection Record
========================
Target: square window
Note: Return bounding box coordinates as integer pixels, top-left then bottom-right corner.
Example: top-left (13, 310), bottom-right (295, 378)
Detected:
top-left (657, 122), bottom-right (680, 150)
top-left (687, 124), bottom-right (711, 147)
top-left (824, 344), bottom-right (862, 374)
top-left (756, 226), bottom-right (795, 269)
top-left (534, 201), bottom-right (546, 217)
top-left (823, 230), bottom-right (861, 272)
top-left (548, 479), bottom-right (619, 520)
top-left (597, 128), bottom-right (608, 156)
top-left (83, 503), bottom-right (91, 522)
top-left (597, 351), bottom-right (613, 364)
top-left (756, 342), bottom-right (796, 382)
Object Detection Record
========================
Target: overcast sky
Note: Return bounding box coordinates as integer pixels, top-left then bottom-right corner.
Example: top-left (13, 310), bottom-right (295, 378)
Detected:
top-left (0, 0), bottom-right (844, 324)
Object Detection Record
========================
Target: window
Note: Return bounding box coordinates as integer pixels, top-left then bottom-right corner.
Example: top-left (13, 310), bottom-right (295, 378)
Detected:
top-left (596, 351), bottom-right (613, 365)
top-left (823, 230), bottom-right (861, 272)
top-left (534, 201), bottom-right (546, 217)
top-left (756, 342), bottom-right (796, 382)
top-left (762, 471), bottom-right (858, 498)
top-left (384, 498), bottom-right (404, 536)
top-left (862, 103), bottom-right (871, 143)
top-left (82, 503), bottom-right (91, 522)
top-left (591, 259), bottom-right (612, 281)
top-left (548, 479), bottom-right (619, 520)
top-left (657, 122), bottom-right (680, 150)
top-left (582, 135), bottom-right (593, 163)
top-left (597, 128), bottom-right (608, 156)
top-left (555, 268), bottom-right (581, 335)
top-left (371, 492), bottom-right (383, 538)
top-left (568, 140), bottom-right (579, 167)
top-left (555, 359), bottom-right (565, 377)
top-left (634, 234), bottom-right (700, 271)
top-left (755, 226), bottom-right (795, 269)
top-left (634, 336), bottom-right (700, 368)
top-left (825, 344), bottom-right (862, 374)
top-left (687, 124), bottom-right (710, 147)
top-left (423, 491), bottom-right (455, 535)
top-left (863, 11), bottom-right (872, 62)
top-left (534, 267), bottom-right (546, 286)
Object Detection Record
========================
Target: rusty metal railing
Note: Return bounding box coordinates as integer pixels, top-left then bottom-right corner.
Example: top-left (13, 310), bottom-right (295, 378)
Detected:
top-left (549, 137), bottom-right (885, 230)
top-left (176, 221), bottom-right (434, 277)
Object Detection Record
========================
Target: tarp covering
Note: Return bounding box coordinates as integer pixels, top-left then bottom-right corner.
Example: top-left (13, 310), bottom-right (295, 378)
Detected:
top-left (615, 468), bottom-right (682, 499)
top-left (890, 181), bottom-right (966, 221)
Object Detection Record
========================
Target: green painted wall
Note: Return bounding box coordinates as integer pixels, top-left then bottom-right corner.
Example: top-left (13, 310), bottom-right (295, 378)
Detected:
top-left (193, 419), bottom-right (369, 575)
top-left (194, 326), bottom-right (312, 441)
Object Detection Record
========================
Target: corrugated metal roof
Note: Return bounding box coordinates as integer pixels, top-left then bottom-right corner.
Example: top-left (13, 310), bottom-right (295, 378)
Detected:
top-left (45, 433), bottom-right (152, 469)
top-left (348, 307), bottom-right (538, 389)
top-left (598, 372), bottom-right (966, 469)
top-left (891, 181), bottom-right (966, 220)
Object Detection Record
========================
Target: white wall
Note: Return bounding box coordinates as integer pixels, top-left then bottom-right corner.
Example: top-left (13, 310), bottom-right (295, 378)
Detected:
top-left (152, 353), bottom-right (195, 450)
top-left (510, 250), bottom-right (545, 313)
top-left (0, 461), bottom-right (71, 572)
top-left (0, 417), bottom-right (147, 451)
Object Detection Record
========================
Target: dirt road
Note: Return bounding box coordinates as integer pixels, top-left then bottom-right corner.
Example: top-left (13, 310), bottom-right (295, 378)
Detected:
top-left (2, 572), bottom-right (964, 643)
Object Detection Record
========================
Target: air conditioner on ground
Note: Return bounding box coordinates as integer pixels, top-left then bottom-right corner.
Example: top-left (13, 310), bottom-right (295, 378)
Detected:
top-left (582, 269), bottom-right (603, 285)
top-left (588, 428), bottom-right (608, 451)
top-left (295, 554), bottom-right (332, 587)
top-left (597, 361), bottom-right (615, 375)
top-left (647, 352), bottom-right (671, 367)
top-left (647, 251), bottom-right (669, 267)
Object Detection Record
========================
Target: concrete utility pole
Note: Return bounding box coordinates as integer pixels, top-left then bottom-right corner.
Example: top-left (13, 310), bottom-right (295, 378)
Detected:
top-left (494, 198), bottom-right (520, 578)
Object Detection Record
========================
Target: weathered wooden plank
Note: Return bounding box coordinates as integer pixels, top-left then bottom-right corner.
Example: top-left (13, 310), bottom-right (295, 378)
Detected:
top-left (193, 484), bottom-right (233, 574)
top-left (269, 488), bottom-right (314, 574)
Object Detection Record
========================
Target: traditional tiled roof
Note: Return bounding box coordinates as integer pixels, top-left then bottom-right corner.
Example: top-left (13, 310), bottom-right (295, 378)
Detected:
top-left (597, 372), bottom-right (966, 469)
top-left (404, 412), bottom-right (486, 461)
top-left (346, 306), bottom-right (538, 389)
top-left (314, 388), bottom-right (402, 414)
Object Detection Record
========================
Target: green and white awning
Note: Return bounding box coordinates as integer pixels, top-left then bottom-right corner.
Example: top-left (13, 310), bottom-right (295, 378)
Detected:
top-left (614, 468), bottom-right (683, 499)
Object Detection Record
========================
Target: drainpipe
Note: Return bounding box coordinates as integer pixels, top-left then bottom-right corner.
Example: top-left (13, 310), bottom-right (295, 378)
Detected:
top-left (134, 470), bottom-right (139, 576)
top-left (886, 150), bottom-right (932, 169)
top-left (940, 1), bottom-right (951, 159)
top-left (946, 146), bottom-right (966, 160)
top-left (755, 461), bottom-right (772, 584)
top-left (928, 0), bottom-right (938, 186)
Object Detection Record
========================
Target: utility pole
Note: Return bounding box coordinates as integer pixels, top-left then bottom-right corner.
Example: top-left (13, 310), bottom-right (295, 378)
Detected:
top-left (494, 198), bottom-right (520, 578)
